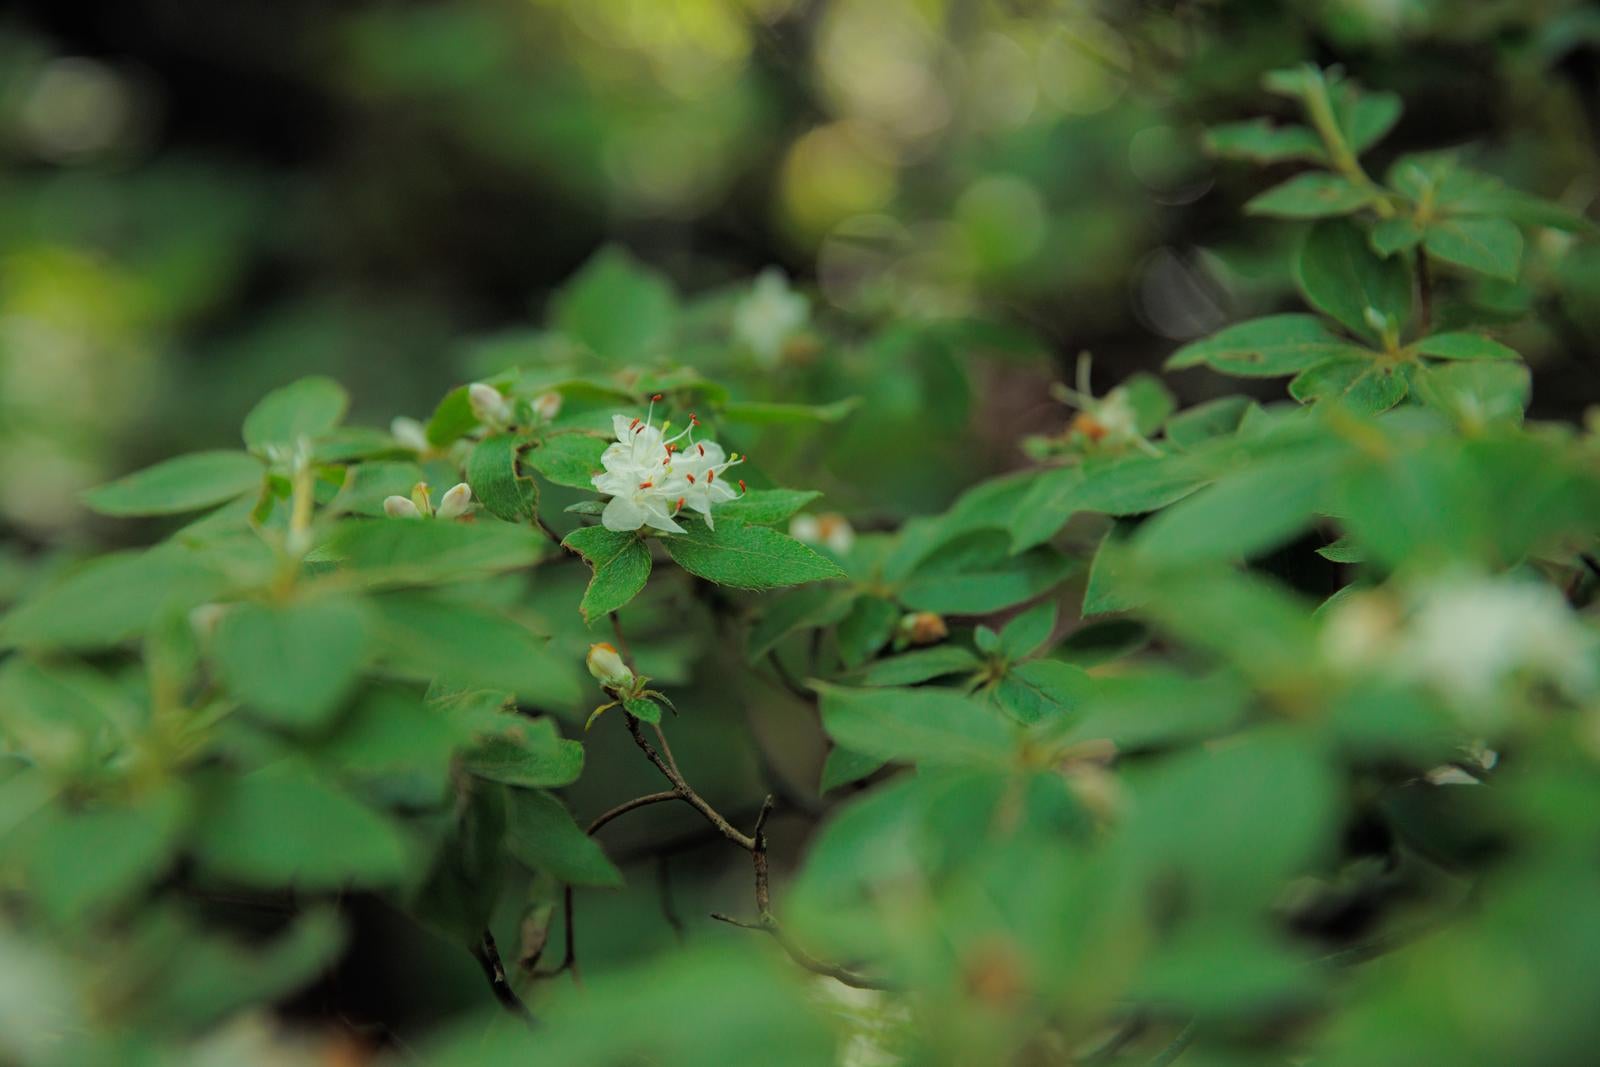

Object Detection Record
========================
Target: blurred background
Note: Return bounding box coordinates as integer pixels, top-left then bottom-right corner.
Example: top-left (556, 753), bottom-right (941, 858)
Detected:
top-left (3, 0), bottom-right (1599, 537)
top-left (4, 1), bottom-right (1600, 1050)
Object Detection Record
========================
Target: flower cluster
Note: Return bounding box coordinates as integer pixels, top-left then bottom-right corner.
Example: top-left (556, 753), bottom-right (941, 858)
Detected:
top-left (592, 398), bottom-right (745, 533)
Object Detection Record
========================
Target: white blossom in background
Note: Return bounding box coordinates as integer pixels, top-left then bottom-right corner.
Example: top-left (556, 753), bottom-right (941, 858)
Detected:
top-left (1323, 575), bottom-right (1598, 723)
top-left (532, 391), bottom-right (562, 422)
top-left (732, 267), bottom-right (809, 366)
top-left (791, 511), bottom-right (855, 555)
top-left (468, 382), bottom-right (514, 427)
top-left (591, 400), bottom-right (744, 533)
top-left (389, 416), bottom-right (430, 453)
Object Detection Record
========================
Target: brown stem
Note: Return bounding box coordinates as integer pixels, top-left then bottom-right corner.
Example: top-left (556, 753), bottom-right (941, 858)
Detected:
top-left (587, 790), bottom-right (681, 835)
top-left (609, 614), bottom-right (891, 991)
top-left (471, 929), bottom-right (536, 1024)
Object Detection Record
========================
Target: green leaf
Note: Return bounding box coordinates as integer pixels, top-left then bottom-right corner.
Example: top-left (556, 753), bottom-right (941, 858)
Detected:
top-left (372, 593), bottom-right (580, 707)
top-left (425, 385), bottom-right (480, 447)
top-left (82, 451), bottom-right (263, 517)
top-left (1423, 217), bottom-right (1523, 281)
top-left (998, 601), bottom-right (1057, 660)
top-left (991, 658), bottom-right (1086, 725)
top-left (212, 595), bottom-right (371, 730)
top-left (461, 718), bottom-right (584, 788)
top-left (852, 645), bottom-right (981, 686)
top-left (716, 489), bottom-right (822, 525)
top-left (746, 585), bottom-right (853, 660)
top-left (1246, 172), bottom-right (1372, 219)
top-left (718, 398), bottom-right (860, 425)
top-left (1203, 120), bottom-right (1325, 164)
top-left (1163, 396), bottom-right (1253, 450)
top-left (1412, 362), bottom-right (1530, 428)
top-left (1010, 455), bottom-right (1212, 551)
top-left (819, 746), bottom-right (887, 792)
top-left (24, 785), bottom-right (188, 925)
top-left (563, 526), bottom-right (652, 621)
top-left (1131, 450), bottom-right (1344, 566)
top-left (1295, 219), bottom-right (1413, 343)
top-left (1038, 668), bottom-right (1247, 752)
top-left (243, 377), bottom-right (349, 452)
top-left (155, 910), bottom-right (345, 1029)
top-left (552, 246), bottom-right (677, 363)
top-left (1333, 87), bottom-right (1402, 153)
top-left (1289, 359), bottom-right (1409, 414)
top-left (195, 761), bottom-right (412, 888)
top-left (1083, 520), bottom-right (1140, 616)
top-left (1411, 332), bottom-right (1520, 362)
top-left (1369, 216), bottom-right (1423, 256)
top-left (898, 533), bottom-right (1077, 615)
top-left (505, 788), bottom-right (624, 887)
top-left (523, 433), bottom-right (608, 489)
top-left (816, 683), bottom-right (1015, 767)
top-left (323, 518), bottom-right (547, 585)
top-left (622, 696), bottom-right (662, 724)
top-left (467, 433), bottom-right (539, 522)
top-left (1317, 536), bottom-right (1366, 563)
top-left (1166, 315), bottom-right (1368, 378)
top-left (661, 520), bottom-right (844, 591)
top-left (0, 546), bottom-right (234, 651)
top-left (834, 595), bottom-right (900, 668)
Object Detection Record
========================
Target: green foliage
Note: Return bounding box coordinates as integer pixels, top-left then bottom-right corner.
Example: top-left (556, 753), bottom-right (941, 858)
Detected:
top-left (4, 36), bottom-right (1600, 1067)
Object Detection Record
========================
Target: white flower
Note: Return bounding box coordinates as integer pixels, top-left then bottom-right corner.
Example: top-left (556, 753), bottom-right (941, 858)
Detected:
top-left (1323, 575), bottom-right (1598, 723)
top-left (384, 495), bottom-right (422, 519)
top-left (590, 400), bottom-right (744, 533)
top-left (532, 391), bottom-right (562, 421)
top-left (435, 482), bottom-right (473, 520)
top-left (733, 267), bottom-right (809, 366)
top-left (586, 642), bottom-right (634, 690)
top-left (469, 382), bottom-right (513, 427)
top-left (1399, 576), bottom-right (1596, 706)
top-left (790, 512), bottom-right (855, 555)
top-left (390, 416), bottom-right (429, 453)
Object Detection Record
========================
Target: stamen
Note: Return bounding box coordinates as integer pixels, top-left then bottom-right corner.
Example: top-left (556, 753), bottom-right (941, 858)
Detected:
top-left (629, 417), bottom-right (641, 431)
top-left (639, 480), bottom-right (653, 489)
top-left (706, 469), bottom-right (715, 483)
top-left (686, 473), bottom-right (695, 483)
top-left (675, 496), bottom-right (685, 511)
top-left (738, 479), bottom-right (747, 494)
top-left (651, 393), bottom-right (663, 402)
top-left (697, 443), bottom-right (705, 456)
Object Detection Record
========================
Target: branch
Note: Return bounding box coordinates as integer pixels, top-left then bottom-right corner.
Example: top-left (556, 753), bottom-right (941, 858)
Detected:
top-left (609, 614), bottom-right (894, 992)
top-left (470, 929), bottom-right (536, 1025)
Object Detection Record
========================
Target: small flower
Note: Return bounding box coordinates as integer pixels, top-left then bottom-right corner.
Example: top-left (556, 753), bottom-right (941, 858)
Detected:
top-left (899, 611), bottom-right (948, 646)
top-left (532, 391), bottom-right (562, 422)
top-left (469, 382), bottom-right (514, 427)
top-left (435, 482), bottom-right (473, 520)
top-left (390, 416), bottom-right (430, 453)
top-left (586, 642), bottom-right (634, 690)
top-left (790, 512), bottom-right (855, 555)
top-left (384, 495), bottom-right (422, 519)
top-left (590, 398), bottom-right (745, 533)
top-left (1045, 354), bottom-right (1160, 456)
top-left (733, 267), bottom-right (810, 366)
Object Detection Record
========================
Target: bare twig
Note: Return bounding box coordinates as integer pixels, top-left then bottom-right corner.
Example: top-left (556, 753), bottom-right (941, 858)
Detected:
top-left (470, 929), bottom-right (535, 1025)
top-left (607, 615), bottom-right (894, 991)
top-left (587, 790), bottom-right (681, 835)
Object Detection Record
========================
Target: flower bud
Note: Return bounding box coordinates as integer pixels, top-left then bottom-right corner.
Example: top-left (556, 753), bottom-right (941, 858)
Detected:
top-left (469, 382), bottom-right (513, 426)
top-left (532, 391), bottom-right (562, 421)
top-left (586, 642), bottom-right (634, 690)
top-left (789, 514), bottom-right (820, 543)
top-left (436, 482), bottom-right (473, 520)
top-left (899, 611), bottom-right (948, 646)
top-left (390, 416), bottom-right (429, 453)
top-left (384, 495), bottom-right (422, 519)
